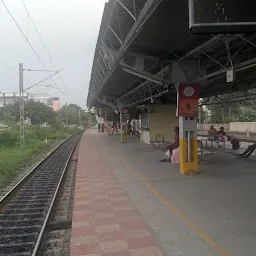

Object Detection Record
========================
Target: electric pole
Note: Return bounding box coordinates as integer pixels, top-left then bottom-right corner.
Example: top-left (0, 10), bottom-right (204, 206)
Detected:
top-left (65, 102), bottom-right (68, 127)
top-left (19, 63), bottom-right (25, 150)
top-left (78, 108), bottom-right (81, 126)
top-left (18, 63), bottom-right (62, 150)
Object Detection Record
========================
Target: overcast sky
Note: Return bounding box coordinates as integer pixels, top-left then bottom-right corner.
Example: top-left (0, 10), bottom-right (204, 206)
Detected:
top-left (0, 0), bottom-right (106, 108)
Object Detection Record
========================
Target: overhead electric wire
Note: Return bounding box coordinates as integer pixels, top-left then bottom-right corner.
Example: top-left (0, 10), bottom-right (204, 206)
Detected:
top-left (0, 59), bottom-right (18, 74)
top-left (1, 0), bottom-right (69, 101)
top-left (0, 0), bottom-right (55, 81)
top-left (20, 0), bottom-right (70, 94)
top-left (0, 59), bottom-right (35, 86)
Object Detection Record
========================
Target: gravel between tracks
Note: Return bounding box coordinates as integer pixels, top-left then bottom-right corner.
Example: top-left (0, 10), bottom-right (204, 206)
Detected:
top-left (39, 142), bottom-right (79, 256)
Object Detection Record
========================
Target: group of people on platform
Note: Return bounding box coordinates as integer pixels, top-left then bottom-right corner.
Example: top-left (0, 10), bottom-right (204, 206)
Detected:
top-left (159, 124), bottom-right (256, 163)
top-left (208, 125), bottom-right (231, 142)
top-left (208, 125), bottom-right (256, 158)
top-left (98, 123), bottom-right (105, 133)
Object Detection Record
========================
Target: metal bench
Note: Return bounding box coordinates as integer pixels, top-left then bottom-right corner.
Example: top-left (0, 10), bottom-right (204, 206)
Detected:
top-left (149, 134), bottom-right (165, 149)
top-left (200, 138), bottom-right (226, 149)
top-left (198, 150), bottom-right (218, 164)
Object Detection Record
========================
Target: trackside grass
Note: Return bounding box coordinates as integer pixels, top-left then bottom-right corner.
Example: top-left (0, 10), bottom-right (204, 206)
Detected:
top-left (0, 127), bottom-right (80, 187)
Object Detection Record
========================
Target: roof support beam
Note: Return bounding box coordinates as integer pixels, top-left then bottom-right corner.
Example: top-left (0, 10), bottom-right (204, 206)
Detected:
top-left (177, 35), bottom-right (223, 61)
top-left (97, 59), bottom-right (106, 75)
top-left (102, 41), bottom-right (115, 63)
top-left (107, 24), bottom-right (123, 45)
top-left (95, 66), bottom-right (103, 81)
top-left (119, 65), bottom-right (170, 100)
top-left (91, 0), bottom-right (164, 103)
top-left (121, 64), bottom-right (164, 86)
top-left (132, 0), bottom-right (137, 20)
top-left (99, 49), bottom-right (109, 69)
top-left (123, 83), bottom-right (170, 107)
top-left (97, 95), bottom-right (121, 110)
top-left (237, 34), bottom-right (256, 48)
top-left (116, 0), bottom-right (136, 21)
top-left (115, 1), bottom-right (123, 42)
top-left (196, 55), bottom-right (256, 82)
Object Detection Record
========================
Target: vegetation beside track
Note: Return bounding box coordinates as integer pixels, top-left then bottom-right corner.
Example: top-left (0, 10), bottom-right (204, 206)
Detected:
top-left (0, 126), bottom-right (80, 187)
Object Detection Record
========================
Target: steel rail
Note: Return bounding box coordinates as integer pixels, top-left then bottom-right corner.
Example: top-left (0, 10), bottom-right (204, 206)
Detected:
top-left (0, 132), bottom-right (82, 256)
top-left (0, 134), bottom-right (77, 206)
top-left (32, 134), bottom-right (81, 255)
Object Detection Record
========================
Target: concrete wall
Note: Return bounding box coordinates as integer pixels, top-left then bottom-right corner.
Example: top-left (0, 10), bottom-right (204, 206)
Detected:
top-left (198, 124), bottom-right (230, 131)
top-left (230, 122), bottom-right (256, 133)
top-left (198, 122), bottom-right (256, 133)
top-left (149, 104), bottom-right (178, 142)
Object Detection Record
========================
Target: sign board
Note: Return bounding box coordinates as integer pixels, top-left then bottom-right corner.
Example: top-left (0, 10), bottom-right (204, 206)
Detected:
top-left (226, 69), bottom-right (234, 83)
top-left (189, 0), bottom-right (256, 34)
top-left (177, 83), bottom-right (200, 117)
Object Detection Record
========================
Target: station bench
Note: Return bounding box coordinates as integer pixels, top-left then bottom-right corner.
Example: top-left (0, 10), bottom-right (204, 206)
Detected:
top-left (200, 138), bottom-right (226, 149)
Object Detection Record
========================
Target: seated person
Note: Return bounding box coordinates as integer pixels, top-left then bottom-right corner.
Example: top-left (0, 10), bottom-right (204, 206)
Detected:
top-left (208, 125), bottom-right (218, 140)
top-left (237, 143), bottom-right (256, 158)
top-left (197, 140), bottom-right (203, 153)
top-left (218, 127), bottom-right (230, 141)
top-left (159, 148), bottom-right (171, 162)
top-left (167, 126), bottom-right (179, 153)
top-left (159, 126), bottom-right (179, 162)
top-left (218, 127), bottom-right (226, 136)
top-left (159, 146), bottom-right (180, 163)
top-left (171, 147), bottom-right (180, 163)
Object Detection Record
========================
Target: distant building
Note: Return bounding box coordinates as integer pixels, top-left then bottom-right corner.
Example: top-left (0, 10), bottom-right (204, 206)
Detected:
top-left (52, 97), bottom-right (61, 112)
top-left (30, 93), bottom-right (53, 107)
top-left (0, 92), bottom-right (56, 109)
top-left (0, 92), bottom-right (29, 108)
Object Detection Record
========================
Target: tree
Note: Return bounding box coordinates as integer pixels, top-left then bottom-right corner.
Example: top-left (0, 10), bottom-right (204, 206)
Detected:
top-left (58, 104), bottom-right (89, 126)
top-left (0, 100), bottom-right (57, 125)
top-left (25, 100), bottom-right (56, 125)
top-left (203, 93), bottom-right (256, 123)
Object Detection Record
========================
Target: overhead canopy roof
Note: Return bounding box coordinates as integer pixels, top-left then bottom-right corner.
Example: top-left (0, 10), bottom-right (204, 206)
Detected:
top-left (88, 0), bottom-right (256, 109)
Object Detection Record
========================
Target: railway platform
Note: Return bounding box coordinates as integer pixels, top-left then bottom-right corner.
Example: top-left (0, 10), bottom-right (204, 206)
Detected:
top-left (70, 130), bottom-right (256, 256)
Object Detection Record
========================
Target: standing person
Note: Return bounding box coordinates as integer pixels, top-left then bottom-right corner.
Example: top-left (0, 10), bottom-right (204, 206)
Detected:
top-left (98, 123), bottom-right (101, 133)
top-left (101, 123), bottom-right (105, 133)
top-left (237, 143), bottom-right (256, 158)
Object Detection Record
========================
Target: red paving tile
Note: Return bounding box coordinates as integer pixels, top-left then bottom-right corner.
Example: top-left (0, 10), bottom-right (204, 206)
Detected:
top-left (70, 132), bottom-right (163, 256)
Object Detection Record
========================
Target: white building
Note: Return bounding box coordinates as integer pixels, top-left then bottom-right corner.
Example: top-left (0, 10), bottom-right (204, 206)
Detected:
top-left (30, 93), bottom-right (53, 107)
top-left (0, 92), bottom-right (53, 108)
top-left (0, 92), bottom-right (30, 108)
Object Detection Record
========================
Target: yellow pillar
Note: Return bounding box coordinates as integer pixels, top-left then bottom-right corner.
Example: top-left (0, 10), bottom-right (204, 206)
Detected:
top-left (107, 127), bottom-right (111, 136)
top-left (120, 124), bottom-right (128, 143)
top-left (179, 117), bottom-right (198, 175)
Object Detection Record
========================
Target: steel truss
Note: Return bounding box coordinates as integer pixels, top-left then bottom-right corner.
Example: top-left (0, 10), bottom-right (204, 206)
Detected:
top-left (116, 34), bottom-right (256, 107)
top-left (89, 1), bottom-right (256, 109)
top-left (201, 89), bottom-right (256, 106)
top-left (88, 0), bottom-right (163, 107)
top-left (88, 0), bottom-right (142, 105)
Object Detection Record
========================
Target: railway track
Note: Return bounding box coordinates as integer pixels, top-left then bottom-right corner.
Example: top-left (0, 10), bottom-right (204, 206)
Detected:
top-left (0, 133), bottom-right (82, 256)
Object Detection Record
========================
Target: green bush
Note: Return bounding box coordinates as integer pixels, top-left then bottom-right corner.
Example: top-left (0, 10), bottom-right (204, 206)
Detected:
top-left (0, 131), bottom-right (19, 147)
top-left (0, 126), bottom-right (81, 187)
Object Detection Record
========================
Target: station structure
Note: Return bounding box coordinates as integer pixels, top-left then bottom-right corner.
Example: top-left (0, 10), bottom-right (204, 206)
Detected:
top-left (87, 0), bottom-right (256, 174)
